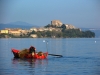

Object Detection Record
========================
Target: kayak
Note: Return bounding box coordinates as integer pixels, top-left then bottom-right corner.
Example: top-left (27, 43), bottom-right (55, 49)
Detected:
top-left (12, 48), bottom-right (48, 59)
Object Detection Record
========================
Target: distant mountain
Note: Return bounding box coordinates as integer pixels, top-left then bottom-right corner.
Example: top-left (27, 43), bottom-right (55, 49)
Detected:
top-left (0, 21), bottom-right (40, 29)
top-left (8, 21), bottom-right (33, 26)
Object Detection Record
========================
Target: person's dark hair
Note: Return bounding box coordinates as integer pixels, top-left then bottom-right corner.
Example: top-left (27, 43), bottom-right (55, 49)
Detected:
top-left (29, 46), bottom-right (35, 53)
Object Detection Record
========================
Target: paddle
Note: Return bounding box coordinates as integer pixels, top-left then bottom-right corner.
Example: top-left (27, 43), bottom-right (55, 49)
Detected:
top-left (43, 40), bottom-right (63, 57)
top-left (48, 54), bottom-right (63, 57)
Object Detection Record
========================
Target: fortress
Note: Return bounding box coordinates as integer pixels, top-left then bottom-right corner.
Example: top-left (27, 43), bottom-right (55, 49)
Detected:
top-left (51, 20), bottom-right (62, 27)
top-left (51, 20), bottom-right (76, 29)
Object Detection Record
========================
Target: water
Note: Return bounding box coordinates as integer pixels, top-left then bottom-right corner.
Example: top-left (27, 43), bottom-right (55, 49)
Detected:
top-left (0, 38), bottom-right (100, 75)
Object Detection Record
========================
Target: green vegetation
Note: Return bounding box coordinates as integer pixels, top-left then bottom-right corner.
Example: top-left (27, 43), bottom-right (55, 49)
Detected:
top-left (31, 29), bottom-right (95, 38)
top-left (62, 29), bottom-right (95, 38)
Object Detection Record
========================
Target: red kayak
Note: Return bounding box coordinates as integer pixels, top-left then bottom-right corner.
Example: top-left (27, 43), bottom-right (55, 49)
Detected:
top-left (12, 48), bottom-right (48, 59)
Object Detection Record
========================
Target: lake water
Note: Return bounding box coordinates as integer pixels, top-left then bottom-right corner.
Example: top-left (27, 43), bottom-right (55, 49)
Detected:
top-left (0, 38), bottom-right (100, 75)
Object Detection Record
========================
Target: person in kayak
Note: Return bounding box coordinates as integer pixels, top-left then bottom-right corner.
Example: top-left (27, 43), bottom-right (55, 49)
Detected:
top-left (29, 46), bottom-right (36, 56)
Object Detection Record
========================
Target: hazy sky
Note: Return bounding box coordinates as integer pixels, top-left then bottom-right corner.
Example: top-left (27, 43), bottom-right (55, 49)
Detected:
top-left (0, 0), bottom-right (100, 28)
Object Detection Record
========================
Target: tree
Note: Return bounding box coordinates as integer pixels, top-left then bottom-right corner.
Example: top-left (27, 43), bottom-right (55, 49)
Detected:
top-left (44, 24), bottom-right (51, 28)
top-left (61, 24), bottom-right (66, 29)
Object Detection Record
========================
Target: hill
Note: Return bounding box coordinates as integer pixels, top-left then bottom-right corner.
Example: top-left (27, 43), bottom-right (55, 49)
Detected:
top-left (0, 21), bottom-right (39, 29)
top-left (81, 28), bottom-right (100, 38)
top-left (8, 21), bottom-right (33, 26)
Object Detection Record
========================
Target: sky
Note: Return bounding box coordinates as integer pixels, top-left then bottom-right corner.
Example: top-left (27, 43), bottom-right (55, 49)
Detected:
top-left (0, 0), bottom-right (100, 28)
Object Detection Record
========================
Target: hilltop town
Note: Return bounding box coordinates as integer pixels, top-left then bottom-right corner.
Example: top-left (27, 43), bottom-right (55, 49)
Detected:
top-left (0, 20), bottom-right (95, 38)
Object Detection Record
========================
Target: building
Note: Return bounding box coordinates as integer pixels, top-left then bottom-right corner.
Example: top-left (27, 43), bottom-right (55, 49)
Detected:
top-left (9, 29), bottom-right (22, 36)
top-left (37, 28), bottom-right (44, 31)
top-left (30, 34), bottom-right (37, 38)
top-left (0, 30), bottom-right (9, 34)
top-left (51, 20), bottom-right (62, 27)
top-left (30, 28), bottom-right (38, 32)
top-left (65, 24), bottom-right (76, 29)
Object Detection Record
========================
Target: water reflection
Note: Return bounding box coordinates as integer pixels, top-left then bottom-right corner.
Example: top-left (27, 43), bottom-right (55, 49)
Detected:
top-left (12, 58), bottom-right (48, 66)
top-left (12, 58), bottom-right (48, 75)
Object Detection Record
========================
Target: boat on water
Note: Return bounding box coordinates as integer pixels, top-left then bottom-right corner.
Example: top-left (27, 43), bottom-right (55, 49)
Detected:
top-left (12, 48), bottom-right (48, 59)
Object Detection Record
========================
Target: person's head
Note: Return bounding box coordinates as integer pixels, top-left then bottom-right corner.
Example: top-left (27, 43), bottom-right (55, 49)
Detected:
top-left (29, 46), bottom-right (36, 53)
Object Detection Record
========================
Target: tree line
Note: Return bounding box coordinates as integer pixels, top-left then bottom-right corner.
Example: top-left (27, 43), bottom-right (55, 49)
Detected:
top-left (29, 28), bottom-right (95, 38)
